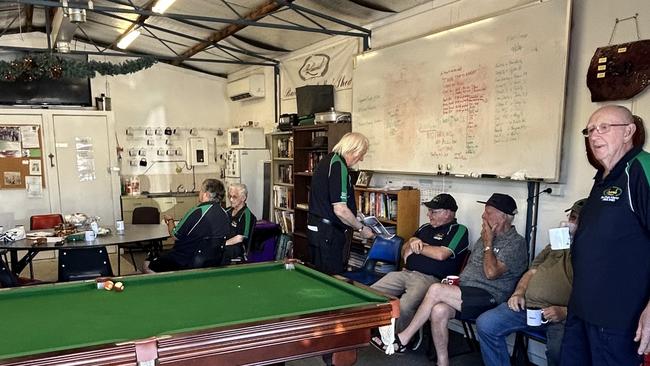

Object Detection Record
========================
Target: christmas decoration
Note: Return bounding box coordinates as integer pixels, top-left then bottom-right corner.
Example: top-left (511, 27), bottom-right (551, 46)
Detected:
top-left (0, 53), bottom-right (157, 82)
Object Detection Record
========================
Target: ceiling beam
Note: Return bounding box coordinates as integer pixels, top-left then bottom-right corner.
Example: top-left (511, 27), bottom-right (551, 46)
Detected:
top-left (172, 0), bottom-right (288, 66)
top-left (110, 0), bottom-right (156, 50)
top-left (24, 5), bottom-right (34, 32)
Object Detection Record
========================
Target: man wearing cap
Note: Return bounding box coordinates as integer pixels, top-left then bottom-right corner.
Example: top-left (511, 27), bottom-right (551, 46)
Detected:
top-left (476, 198), bottom-right (586, 366)
top-left (379, 193), bottom-right (528, 366)
top-left (370, 193), bottom-right (469, 341)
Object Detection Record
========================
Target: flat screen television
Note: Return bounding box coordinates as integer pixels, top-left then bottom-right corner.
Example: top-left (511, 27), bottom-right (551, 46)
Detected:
top-left (0, 51), bottom-right (92, 106)
top-left (296, 85), bottom-right (334, 117)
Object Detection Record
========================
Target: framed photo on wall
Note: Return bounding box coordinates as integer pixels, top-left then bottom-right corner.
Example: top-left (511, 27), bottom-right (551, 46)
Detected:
top-left (356, 170), bottom-right (373, 187)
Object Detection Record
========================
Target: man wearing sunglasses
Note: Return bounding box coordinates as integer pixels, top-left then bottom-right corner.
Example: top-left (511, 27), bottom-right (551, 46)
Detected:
top-left (561, 105), bottom-right (650, 365)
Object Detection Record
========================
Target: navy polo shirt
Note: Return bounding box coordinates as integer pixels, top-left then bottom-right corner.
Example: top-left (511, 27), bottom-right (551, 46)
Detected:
top-left (570, 147), bottom-right (650, 330)
top-left (168, 201), bottom-right (231, 267)
top-left (308, 152), bottom-right (356, 228)
top-left (226, 204), bottom-right (255, 240)
top-left (405, 219), bottom-right (470, 279)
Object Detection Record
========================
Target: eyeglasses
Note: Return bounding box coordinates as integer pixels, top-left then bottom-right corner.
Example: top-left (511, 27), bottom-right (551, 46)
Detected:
top-left (581, 123), bottom-right (629, 137)
top-left (428, 208), bottom-right (445, 214)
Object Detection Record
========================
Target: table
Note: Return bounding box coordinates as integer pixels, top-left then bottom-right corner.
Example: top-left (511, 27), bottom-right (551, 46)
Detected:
top-left (0, 224), bottom-right (170, 275)
top-left (0, 262), bottom-right (398, 366)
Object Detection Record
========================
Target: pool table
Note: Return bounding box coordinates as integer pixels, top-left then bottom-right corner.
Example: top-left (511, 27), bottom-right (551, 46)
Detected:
top-left (0, 262), bottom-right (398, 366)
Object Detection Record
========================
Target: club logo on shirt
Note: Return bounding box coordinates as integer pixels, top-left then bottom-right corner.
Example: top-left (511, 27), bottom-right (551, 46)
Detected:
top-left (433, 233), bottom-right (445, 240)
top-left (601, 186), bottom-right (622, 202)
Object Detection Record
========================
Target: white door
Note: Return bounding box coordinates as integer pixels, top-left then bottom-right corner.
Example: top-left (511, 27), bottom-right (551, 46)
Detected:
top-left (53, 114), bottom-right (117, 224)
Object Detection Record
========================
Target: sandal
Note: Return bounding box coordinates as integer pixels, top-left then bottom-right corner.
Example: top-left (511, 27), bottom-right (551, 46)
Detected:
top-left (370, 335), bottom-right (408, 354)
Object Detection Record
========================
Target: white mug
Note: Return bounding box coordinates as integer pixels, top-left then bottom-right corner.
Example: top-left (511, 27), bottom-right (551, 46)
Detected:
top-left (526, 308), bottom-right (549, 326)
top-left (549, 227), bottom-right (571, 250)
top-left (84, 230), bottom-right (96, 241)
top-left (116, 220), bottom-right (125, 233)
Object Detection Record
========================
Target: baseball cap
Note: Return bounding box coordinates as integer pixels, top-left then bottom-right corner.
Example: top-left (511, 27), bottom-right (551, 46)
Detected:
top-left (423, 193), bottom-right (458, 212)
top-left (564, 198), bottom-right (587, 214)
top-left (478, 193), bottom-right (518, 215)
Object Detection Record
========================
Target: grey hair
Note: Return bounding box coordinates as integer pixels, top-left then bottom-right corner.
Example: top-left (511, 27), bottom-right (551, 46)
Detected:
top-left (504, 213), bottom-right (515, 224)
top-left (201, 179), bottom-right (225, 202)
top-left (229, 183), bottom-right (248, 199)
top-left (332, 132), bottom-right (369, 157)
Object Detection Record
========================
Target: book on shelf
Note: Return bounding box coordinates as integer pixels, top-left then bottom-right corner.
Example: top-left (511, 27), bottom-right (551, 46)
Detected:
top-left (358, 212), bottom-right (396, 239)
top-left (273, 185), bottom-right (293, 209)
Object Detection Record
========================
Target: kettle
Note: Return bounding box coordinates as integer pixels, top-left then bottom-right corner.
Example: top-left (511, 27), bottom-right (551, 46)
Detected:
top-left (95, 93), bottom-right (112, 111)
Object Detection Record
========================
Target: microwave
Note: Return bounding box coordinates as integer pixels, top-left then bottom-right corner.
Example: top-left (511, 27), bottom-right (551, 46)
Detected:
top-left (227, 127), bottom-right (266, 149)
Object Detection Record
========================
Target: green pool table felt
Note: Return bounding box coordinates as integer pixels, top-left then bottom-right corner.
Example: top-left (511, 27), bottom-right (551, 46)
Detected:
top-left (0, 262), bottom-right (388, 359)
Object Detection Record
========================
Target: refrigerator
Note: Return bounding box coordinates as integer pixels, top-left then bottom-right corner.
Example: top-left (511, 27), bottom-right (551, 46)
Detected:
top-left (225, 149), bottom-right (270, 220)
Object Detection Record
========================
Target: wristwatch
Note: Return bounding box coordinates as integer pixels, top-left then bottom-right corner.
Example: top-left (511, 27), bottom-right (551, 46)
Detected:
top-left (483, 246), bottom-right (492, 252)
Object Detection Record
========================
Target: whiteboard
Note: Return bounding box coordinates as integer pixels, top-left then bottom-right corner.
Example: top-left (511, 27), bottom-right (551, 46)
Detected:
top-left (353, 0), bottom-right (571, 181)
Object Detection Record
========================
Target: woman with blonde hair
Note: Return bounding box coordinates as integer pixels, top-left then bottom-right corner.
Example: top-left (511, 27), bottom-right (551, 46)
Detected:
top-left (307, 132), bottom-right (375, 274)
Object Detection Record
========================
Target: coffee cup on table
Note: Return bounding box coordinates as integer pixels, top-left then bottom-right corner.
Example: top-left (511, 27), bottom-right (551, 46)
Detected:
top-left (84, 230), bottom-right (96, 241)
top-left (526, 307), bottom-right (549, 326)
top-left (115, 220), bottom-right (125, 234)
top-left (441, 275), bottom-right (460, 286)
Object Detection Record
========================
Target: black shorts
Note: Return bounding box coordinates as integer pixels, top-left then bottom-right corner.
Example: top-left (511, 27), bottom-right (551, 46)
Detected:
top-left (148, 255), bottom-right (184, 273)
top-left (457, 286), bottom-right (498, 320)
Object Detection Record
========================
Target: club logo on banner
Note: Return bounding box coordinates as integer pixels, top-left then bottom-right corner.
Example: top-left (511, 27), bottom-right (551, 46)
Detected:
top-left (280, 39), bottom-right (358, 100)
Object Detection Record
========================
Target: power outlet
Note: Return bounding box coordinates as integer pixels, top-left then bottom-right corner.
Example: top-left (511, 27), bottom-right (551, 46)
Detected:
top-left (545, 183), bottom-right (564, 197)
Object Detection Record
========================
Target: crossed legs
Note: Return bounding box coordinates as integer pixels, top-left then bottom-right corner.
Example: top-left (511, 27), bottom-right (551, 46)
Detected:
top-left (396, 283), bottom-right (462, 366)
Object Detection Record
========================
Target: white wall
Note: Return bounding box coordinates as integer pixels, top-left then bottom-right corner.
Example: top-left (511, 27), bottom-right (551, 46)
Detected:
top-left (0, 33), bottom-right (230, 194)
top-left (232, 0), bottom-right (650, 363)
top-left (227, 66), bottom-right (277, 133)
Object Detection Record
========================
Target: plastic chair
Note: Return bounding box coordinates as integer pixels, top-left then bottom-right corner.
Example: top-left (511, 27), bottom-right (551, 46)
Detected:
top-left (58, 247), bottom-right (114, 282)
top-left (26, 214), bottom-right (64, 278)
top-left (30, 214), bottom-right (64, 230)
top-left (342, 236), bottom-right (403, 286)
top-left (511, 327), bottom-right (547, 366)
top-left (118, 206), bottom-right (161, 275)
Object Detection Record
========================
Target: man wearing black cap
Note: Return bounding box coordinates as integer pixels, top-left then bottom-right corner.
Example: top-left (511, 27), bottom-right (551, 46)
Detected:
top-left (379, 193), bottom-right (528, 366)
top-left (477, 198), bottom-right (586, 366)
top-left (371, 193), bottom-right (469, 340)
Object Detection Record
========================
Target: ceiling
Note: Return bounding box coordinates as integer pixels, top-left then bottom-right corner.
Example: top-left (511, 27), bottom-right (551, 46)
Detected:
top-left (0, 0), bottom-right (431, 78)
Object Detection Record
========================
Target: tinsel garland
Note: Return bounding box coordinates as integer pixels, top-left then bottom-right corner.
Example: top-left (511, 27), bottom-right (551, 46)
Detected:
top-left (0, 53), bottom-right (157, 82)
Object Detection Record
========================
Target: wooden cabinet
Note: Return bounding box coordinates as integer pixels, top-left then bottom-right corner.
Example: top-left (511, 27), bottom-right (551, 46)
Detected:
top-left (121, 194), bottom-right (198, 223)
top-left (292, 123), bottom-right (351, 261)
top-left (270, 131), bottom-right (294, 234)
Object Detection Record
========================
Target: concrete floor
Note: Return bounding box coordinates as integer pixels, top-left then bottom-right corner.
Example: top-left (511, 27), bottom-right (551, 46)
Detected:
top-left (22, 253), bottom-right (486, 366)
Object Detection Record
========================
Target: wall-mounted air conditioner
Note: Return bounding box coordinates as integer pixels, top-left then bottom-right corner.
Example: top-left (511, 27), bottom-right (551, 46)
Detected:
top-left (227, 74), bottom-right (265, 101)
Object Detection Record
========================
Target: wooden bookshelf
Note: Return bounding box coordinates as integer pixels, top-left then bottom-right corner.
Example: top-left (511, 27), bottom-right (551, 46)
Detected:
top-left (271, 131), bottom-right (294, 235)
top-left (291, 123), bottom-right (351, 261)
top-left (354, 187), bottom-right (420, 244)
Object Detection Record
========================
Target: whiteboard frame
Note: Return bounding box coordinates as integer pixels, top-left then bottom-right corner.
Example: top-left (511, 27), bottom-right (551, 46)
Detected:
top-left (352, 0), bottom-right (572, 182)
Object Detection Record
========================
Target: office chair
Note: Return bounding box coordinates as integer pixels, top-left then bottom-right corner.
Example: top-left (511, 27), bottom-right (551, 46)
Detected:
top-left (342, 236), bottom-right (403, 286)
top-left (247, 220), bottom-right (281, 263)
top-left (27, 213), bottom-right (64, 278)
top-left (58, 247), bottom-right (114, 282)
top-left (118, 206), bottom-right (161, 275)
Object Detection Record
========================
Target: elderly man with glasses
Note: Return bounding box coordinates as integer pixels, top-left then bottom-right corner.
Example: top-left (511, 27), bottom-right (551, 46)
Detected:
top-left (370, 193), bottom-right (470, 350)
top-left (561, 105), bottom-right (650, 365)
top-left (375, 193), bottom-right (528, 366)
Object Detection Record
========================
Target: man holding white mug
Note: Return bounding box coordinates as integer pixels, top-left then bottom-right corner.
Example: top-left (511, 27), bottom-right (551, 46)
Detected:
top-left (476, 198), bottom-right (586, 366)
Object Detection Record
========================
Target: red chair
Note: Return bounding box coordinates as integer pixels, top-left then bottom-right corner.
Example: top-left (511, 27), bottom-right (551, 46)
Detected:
top-left (30, 214), bottom-right (64, 230)
top-left (27, 214), bottom-right (64, 278)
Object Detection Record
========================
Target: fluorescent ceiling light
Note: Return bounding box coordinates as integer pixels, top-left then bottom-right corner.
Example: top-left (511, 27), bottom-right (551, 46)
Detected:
top-left (152, 0), bottom-right (176, 14)
top-left (117, 29), bottom-right (141, 49)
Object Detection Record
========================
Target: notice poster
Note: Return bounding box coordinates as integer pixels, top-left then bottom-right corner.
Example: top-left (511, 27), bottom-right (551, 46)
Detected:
top-left (0, 127), bottom-right (21, 158)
